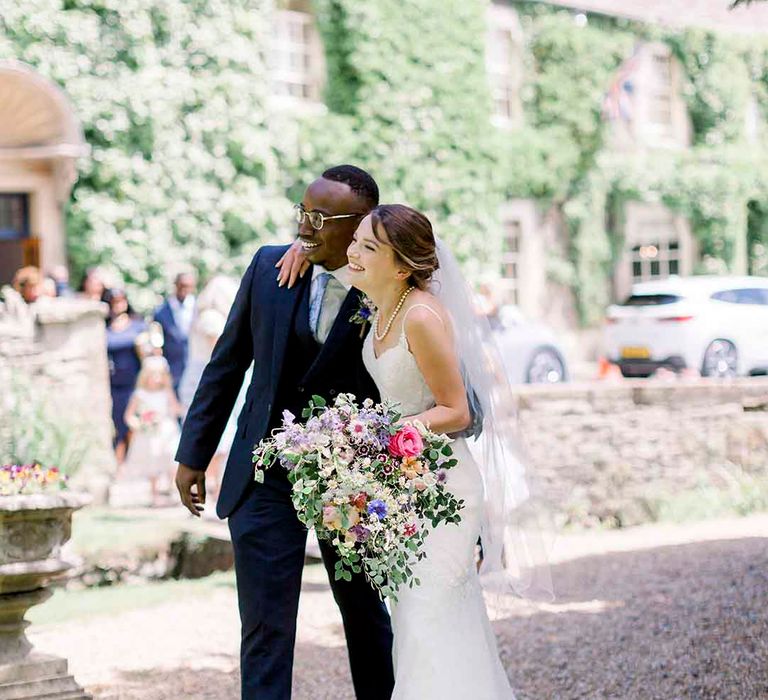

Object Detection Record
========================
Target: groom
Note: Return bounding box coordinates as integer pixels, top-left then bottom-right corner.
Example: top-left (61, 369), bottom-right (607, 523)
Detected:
top-left (175, 165), bottom-right (395, 699)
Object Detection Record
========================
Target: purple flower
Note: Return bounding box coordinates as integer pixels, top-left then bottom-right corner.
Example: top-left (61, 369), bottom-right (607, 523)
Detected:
top-left (359, 307), bottom-right (372, 320)
top-left (436, 469), bottom-right (448, 484)
top-left (282, 410), bottom-right (296, 426)
top-left (367, 499), bottom-right (388, 520)
top-left (349, 524), bottom-right (371, 543)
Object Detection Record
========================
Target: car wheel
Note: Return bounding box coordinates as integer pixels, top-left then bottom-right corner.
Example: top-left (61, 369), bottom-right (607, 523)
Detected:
top-left (526, 348), bottom-right (566, 384)
top-left (701, 339), bottom-right (738, 378)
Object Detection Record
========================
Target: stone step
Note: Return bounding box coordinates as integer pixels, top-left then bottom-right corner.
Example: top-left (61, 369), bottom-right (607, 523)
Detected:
top-left (2, 692), bottom-right (90, 700)
top-left (0, 674), bottom-right (89, 700)
top-left (0, 655), bottom-right (68, 684)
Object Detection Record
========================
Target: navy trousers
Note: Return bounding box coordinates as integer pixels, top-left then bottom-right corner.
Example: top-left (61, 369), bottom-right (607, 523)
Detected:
top-left (228, 470), bottom-right (395, 700)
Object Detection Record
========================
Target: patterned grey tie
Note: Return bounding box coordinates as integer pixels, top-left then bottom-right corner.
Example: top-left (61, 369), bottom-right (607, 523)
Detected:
top-left (309, 272), bottom-right (331, 338)
top-left (315, 277), bottom-right (347, 344)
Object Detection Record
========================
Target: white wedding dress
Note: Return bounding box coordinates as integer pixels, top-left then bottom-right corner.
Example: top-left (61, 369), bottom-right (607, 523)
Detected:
top-left (363, 304), bottom-right (515, 700)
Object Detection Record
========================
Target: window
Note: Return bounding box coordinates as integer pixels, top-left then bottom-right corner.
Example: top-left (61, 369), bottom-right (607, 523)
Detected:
top-left (647, 51), bottom-right (673, 128)
top-left (711, 288), bottom-right (768, 306)
top-left (500, 218), bottom-right (522, 304)
top-left (621, 293), bottom-right (681, 307)
top-left (486, 5), bottom-right (523, 126)
top-left (0, 194), bottom-right (29, 240)
top-left (271, 10), bottom-right (323, 102)
top-left (630, 213), bottom-right (681, 283)
top-left (630, 240), bottom-right (680, 282)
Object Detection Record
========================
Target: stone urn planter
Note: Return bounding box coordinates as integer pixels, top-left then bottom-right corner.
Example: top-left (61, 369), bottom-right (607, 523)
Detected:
top-left (0, 491), bottom-right (91, 699)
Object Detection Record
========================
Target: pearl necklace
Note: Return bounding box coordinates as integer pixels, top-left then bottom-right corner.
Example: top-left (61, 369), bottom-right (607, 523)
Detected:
top-left (374, 286), bottom-right (415, 341)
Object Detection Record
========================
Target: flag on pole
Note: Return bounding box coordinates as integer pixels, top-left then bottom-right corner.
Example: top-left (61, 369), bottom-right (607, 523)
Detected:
top-left (602, 46), bottom-right (641, 123)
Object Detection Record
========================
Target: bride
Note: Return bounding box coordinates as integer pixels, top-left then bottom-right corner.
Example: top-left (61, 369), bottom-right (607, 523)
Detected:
top-left (346, 204), bottom-right (529, 699)
top-left (279, 202), bottom-right (553, 699)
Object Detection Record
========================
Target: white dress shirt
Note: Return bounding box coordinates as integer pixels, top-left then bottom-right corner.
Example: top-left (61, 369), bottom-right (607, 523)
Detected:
top-left (169, 294), bottom-right (195, 337)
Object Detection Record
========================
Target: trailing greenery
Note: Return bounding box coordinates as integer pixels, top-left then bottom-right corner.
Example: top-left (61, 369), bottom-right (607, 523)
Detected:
top-left (1, 1), bottom-right (767, 321)
top-left (0, 0), bottom-right (290, 309)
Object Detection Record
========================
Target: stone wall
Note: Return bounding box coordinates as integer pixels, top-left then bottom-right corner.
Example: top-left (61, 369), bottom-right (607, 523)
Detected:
top-left (513, 379), bottom-right (768, 527)
top-left (0, 291), bottom-right (116, 500)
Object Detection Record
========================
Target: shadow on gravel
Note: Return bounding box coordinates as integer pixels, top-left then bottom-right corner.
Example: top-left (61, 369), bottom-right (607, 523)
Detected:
top-left (497, 536), bottom-right (768, 700)
top-left (86, 642), bottom-right (356, 700)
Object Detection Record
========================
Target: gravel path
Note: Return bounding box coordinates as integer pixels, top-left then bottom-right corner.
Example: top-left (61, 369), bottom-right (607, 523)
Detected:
top-left (30, 514), bottom-right (768, 699)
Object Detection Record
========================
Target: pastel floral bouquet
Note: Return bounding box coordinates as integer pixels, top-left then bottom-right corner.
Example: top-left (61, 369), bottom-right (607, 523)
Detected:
top-left (137, 409), bottom-right (161, 431)
top-left (252, 394), bottom-right (463, 599)
top-left (0, 463), bottom-right (68, 496)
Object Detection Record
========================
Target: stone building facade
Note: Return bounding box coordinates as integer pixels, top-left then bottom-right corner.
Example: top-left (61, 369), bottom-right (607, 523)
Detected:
top-left (263, 0), bottom-right (768, 351)
top-left (0, 60), bottom-right (88, 286)
top-left (0, 293), bottom-right (115, 499)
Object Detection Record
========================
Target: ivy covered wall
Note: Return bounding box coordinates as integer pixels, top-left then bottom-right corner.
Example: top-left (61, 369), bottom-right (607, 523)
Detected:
top-left (0, 0), bottom-right (290, 309)
top-left (1, 0), bottom-right (767, 323)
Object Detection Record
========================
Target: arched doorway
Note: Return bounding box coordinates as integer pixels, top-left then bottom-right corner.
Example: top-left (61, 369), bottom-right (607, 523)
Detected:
top-left (0, 60), bottom-right (88, 285)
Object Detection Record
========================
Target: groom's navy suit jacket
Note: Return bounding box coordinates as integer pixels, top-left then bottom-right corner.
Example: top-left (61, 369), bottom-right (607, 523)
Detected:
top-left (176, 245), bottom-right (380, 519)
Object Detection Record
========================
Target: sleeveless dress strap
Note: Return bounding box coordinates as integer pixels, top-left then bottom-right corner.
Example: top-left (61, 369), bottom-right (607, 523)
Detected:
top-left (402, 303), bottom-right (445, 327)
top-left (400, 303), bottom-right (445, 349)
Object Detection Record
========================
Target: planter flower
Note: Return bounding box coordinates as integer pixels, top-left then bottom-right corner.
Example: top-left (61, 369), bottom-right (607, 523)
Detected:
top-left (0, 463), bottom-right (91, 698)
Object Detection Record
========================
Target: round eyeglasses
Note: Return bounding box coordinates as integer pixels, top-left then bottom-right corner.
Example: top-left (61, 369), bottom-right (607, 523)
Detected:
top-left (293, 204), bottom-right (364, 231)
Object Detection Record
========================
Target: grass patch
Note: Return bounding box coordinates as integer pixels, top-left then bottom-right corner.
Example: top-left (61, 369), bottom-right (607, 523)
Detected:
top-left (650, 471), bottom-right (768, 524)
top-left (68, 507), bottom-right (189, 559)
top-left (29, 570), bottom-right (237, 626)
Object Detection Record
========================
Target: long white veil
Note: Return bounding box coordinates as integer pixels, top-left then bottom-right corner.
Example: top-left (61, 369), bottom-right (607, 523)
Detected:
top-left (430, 238), bottom-right (555, 601)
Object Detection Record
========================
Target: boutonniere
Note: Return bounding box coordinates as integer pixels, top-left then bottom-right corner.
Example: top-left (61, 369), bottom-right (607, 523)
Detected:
top-left (350, 295), bottom-right (377, 338)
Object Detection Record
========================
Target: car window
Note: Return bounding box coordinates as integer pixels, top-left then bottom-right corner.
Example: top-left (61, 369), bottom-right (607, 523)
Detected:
top-left (711, 288), bottom-right (768, 305)
top-left (621, 294), bottom-right (681, 306)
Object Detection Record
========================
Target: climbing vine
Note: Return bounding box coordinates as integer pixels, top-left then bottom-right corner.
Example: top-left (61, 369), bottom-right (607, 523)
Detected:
top-left (0, 1), bottom-right (767, 322)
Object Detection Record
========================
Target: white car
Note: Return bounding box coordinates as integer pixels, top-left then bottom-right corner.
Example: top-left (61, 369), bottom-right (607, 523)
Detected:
top-left (494, 305), bottom-right (569, 384)
top-left (604, 276), bottom-right (768, 378)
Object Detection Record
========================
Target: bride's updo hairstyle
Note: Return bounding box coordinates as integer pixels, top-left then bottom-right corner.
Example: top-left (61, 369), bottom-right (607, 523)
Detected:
top-left (370, 204), bottom-right (440, 290)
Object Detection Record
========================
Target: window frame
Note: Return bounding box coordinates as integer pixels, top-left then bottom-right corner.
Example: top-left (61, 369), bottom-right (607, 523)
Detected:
top-left (0, 193), bottom-right (30, 241)
top-left (270, 8), bottom-right (325, 106)
top-left (485, 3), bottom-right (524, 129)
top-left (499, 216), bottom-right (523, 305)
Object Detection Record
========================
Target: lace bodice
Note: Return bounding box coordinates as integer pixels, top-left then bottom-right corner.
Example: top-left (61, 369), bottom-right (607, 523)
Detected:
top-left (362, 304), bottom-right (437, 417)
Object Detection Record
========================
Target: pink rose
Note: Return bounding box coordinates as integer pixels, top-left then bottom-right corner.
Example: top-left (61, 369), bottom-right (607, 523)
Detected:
top-left (322, 506), bottom-right (342, 531)
top-left (388, 425), bottom-right (424, 458)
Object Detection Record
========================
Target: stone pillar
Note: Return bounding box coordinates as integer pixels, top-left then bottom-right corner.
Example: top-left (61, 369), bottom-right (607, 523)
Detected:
top-left (0, 295), bottom-right (117, 502)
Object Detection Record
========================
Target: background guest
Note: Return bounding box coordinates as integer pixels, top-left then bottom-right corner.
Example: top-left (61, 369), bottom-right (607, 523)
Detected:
top-left (178, 275), bottom-right (250, 502)
top-left (41, 276), bottom-right (57, 298)
top-left (122, 356), bottom-right (182, 506)
top-left (12, 266), bottom-right (43, 304)
top-left (154, 270), bottom-right (197, 396)
top-left (79, 266), bottom-right (108, 302)
top-left (48, 264), bottom-right (75, 297)
top-left (104, 287), bottom-right (147, 463)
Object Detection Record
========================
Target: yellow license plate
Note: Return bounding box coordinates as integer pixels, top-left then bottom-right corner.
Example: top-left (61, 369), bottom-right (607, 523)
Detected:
top-left (621, 346), bottom-right (650, 359)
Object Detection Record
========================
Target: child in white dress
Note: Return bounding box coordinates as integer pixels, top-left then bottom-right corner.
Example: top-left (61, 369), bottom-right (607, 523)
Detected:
top-left (123, 356), bottom-right (182, 505)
